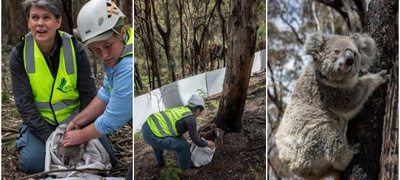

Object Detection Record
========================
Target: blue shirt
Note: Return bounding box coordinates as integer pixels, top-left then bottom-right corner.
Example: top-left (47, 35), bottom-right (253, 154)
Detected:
top-left (94, 55), bottom-right (133, 134)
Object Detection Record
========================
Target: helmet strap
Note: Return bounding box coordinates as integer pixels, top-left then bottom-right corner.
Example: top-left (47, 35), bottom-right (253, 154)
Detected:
top-left (111, 28), bottom-right (126, 45)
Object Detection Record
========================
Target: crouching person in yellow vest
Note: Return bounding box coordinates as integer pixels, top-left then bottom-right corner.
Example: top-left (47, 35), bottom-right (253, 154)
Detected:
top-left (9, 0), bottom-right (114, 173)
top-left (142, 95), bottom-right (215, 177)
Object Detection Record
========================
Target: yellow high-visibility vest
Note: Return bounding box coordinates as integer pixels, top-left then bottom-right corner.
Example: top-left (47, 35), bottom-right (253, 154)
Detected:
top-left (146, 106), bottom-right (193, 138)
top-left (108, 43), bottom-right (132, 94)
top-left (23, 31), bottom-right (80, 125)
top-left (126, 27), bottom-right (133, 45)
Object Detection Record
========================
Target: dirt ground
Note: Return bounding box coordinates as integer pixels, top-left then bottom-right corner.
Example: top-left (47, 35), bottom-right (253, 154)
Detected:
top-left (134, 71), bottom-right (266, 180)
top-left (1, 46), bottom-right (132, 179)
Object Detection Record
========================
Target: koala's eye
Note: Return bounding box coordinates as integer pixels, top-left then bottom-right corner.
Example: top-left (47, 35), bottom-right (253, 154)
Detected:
top-left (334, 49), bottom-right (341, 54)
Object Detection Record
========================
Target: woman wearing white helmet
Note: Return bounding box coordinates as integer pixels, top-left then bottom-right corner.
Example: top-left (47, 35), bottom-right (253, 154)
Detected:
top-left (77, 0), bottom-right (132, 46)
top-left (61, 0), bottom-right (133, 171)
top-left (141, 95), bottom-right (215, 177)
top-left (9, 0), bottom-right (113, 174)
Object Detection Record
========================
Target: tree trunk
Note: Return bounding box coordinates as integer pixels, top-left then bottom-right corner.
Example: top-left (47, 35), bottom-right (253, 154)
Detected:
top-left (144, 0), bottom-right (162, 88)
top-left (178, 0), bottom-right (185, 78)
top-left (134, 62), bottom-right (144, 91)
top-left (61, 0), bottom-right (73, 34)
top-left (315, 0), bottom-right (365, 33)
top-left (342, 0), bottom-right (398, 179)
top-left (151, 0), bottom-right (176, 82)
top-left (214, 0), bottom-right (257, 132)
top-left (216, 0), bottom-right (226, 69)
top-left (372, 0), bottom-right (398, 179)
top-left (2, 1), bottom-right (28, 45)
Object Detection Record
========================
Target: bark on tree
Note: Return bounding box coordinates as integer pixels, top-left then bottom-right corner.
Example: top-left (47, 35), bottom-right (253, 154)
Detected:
top-left (134, 62), bottom-right (144, 91)
top-left (2, 1), bottom-right (28, 45)
top-left (61, 0), bottom-right (73, 34)
top-left (177, 0), bottom-right (186, 78)
top-left (216, 0), bottom-right (226, 69)
top-left (315, 0), bottom-right (366, 33)
top-left (214, 0), bottom-right (258, 132)
top-left (144, 0), bottom-right (162, 89)
top-left (151, 0), bottom-right (176, 82)
top-left (189, 0), bottom-right (219, 74)
top-left (342, 0), bottom-right (398, 179)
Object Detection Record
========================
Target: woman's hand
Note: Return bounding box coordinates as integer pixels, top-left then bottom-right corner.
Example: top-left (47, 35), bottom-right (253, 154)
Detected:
top-left (62, 129), bottom-right (84, 147)
top-left (187, 139), bottom-right (193, 145)
top-left (207, 140), bottom-right (215, 149)
top-left (66, 120), bottom-right (81, 132)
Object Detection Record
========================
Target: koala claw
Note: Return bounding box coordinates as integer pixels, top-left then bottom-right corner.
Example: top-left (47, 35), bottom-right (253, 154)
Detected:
top-left (378, 70), bottom-right (387, 75)
top-left (377, 70), bottom-right (390, 84)
top-left (351, 143), bottom-right (361, 154)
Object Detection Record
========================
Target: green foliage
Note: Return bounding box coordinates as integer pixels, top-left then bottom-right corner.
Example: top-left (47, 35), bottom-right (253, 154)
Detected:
top-left (134, 132), bottom-right (143, 142)
top-left (2, 91), bottom-right (9, 103)
top-left (208, 99), bottom-right (219, 109)
top-left (196, 116), bottom-right (206, 122)
top-left (201, 98), bottom-right (219, 118)
top-left (248, 163), bottom-right (263, 180)
top-left (11, 109), bottom-right (19, 118)
top-left (134, 0), bottom-right (265, 96)
top-left (195, 89), bottom-right (207, 97)
top-left (160, 160), bottom-right (182, 180)
top-left (2, 141), bottom-right (16, 151)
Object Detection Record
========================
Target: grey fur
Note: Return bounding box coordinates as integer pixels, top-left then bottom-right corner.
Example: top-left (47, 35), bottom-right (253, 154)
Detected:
top-left (55, 142), bottom-right (85, 168)
top-left (275, 32), bottom-right (389, 179)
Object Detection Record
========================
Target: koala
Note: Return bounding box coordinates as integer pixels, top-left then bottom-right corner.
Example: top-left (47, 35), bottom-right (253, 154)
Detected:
top-left (275, 31), bottom-right (389, 179)
top-left (199, 123), bottom-right (224, 143)
top-left (55, 142), bottom-right (85, 168)
top-left (190, 123), bottom-right (224, 152)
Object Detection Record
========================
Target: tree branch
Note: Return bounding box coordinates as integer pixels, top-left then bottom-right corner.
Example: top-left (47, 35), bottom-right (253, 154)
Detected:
top-left (17, 168), bottom-right (128, 180)
top-left (279, 13), bottom-right (303, 44)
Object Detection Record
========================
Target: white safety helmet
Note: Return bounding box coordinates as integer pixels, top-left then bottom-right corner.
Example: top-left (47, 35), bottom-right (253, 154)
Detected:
top-left (77, 0), bottom-right (125, 45)
top-left (187, 95), bottom-right (205, 109)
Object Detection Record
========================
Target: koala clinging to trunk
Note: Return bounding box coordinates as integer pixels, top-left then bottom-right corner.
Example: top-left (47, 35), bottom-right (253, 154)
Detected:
top-left (275, 31), bottom-right (389, 179)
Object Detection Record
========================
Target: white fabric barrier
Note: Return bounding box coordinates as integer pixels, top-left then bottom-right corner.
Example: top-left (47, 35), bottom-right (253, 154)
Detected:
top-left (205, 68), bottom-right (226, 96)
top-left (176, 73), bottom-right (207, 108)
top-left (134, 49), bottom-right (266, 133)
top-left (252, 49), bottom-right (266, 73)
top-left (133, 94), bottom-right (154, 133)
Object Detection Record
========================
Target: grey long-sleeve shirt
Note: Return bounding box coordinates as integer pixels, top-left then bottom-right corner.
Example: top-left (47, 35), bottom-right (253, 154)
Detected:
top-left (176, 115), bottom-right (208, 147)
top-left (9, 32), bottom-right (97, 142)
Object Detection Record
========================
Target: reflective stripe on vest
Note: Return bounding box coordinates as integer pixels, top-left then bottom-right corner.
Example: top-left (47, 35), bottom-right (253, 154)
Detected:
top-left (109, 43), bottom-right (133, 94)
top-left (23, 31), bottom-right (80, 125)
top-left (121, 43), bottom-right (133, 58)
top-left (126, 27), bottom-right (133, 45)
top-left (146, 106), bottom-right (193, 138)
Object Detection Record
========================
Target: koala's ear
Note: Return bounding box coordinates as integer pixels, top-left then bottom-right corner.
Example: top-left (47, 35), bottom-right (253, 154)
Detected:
top-left (210, 123), bottom-right (216, 128)
top-left (351, 33), bottom-right (377, 69)
top-left (303, 31), bottom-right (325, 60)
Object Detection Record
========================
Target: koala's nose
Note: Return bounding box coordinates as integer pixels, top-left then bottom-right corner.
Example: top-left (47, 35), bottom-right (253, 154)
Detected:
top-left (63, 156), bottom-right (70, 166)
top-left (345, 49), bottom-right (354, 65)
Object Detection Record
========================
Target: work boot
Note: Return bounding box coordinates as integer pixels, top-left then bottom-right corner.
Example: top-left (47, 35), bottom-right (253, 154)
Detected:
top-left (180, 168), bottom-right (198, 177)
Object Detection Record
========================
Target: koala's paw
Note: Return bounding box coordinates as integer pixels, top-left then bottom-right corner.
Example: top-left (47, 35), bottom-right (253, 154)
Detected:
top-left (377, 70), bottom-right (390, 84)
top-left (350, 143), bottom-right (361, 155)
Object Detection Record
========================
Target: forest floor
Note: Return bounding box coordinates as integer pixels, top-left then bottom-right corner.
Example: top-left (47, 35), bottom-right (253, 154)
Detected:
top-left (134, 71), bottom-right (266, 180)
top-left (1, 46), bottom-right (132, 179)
